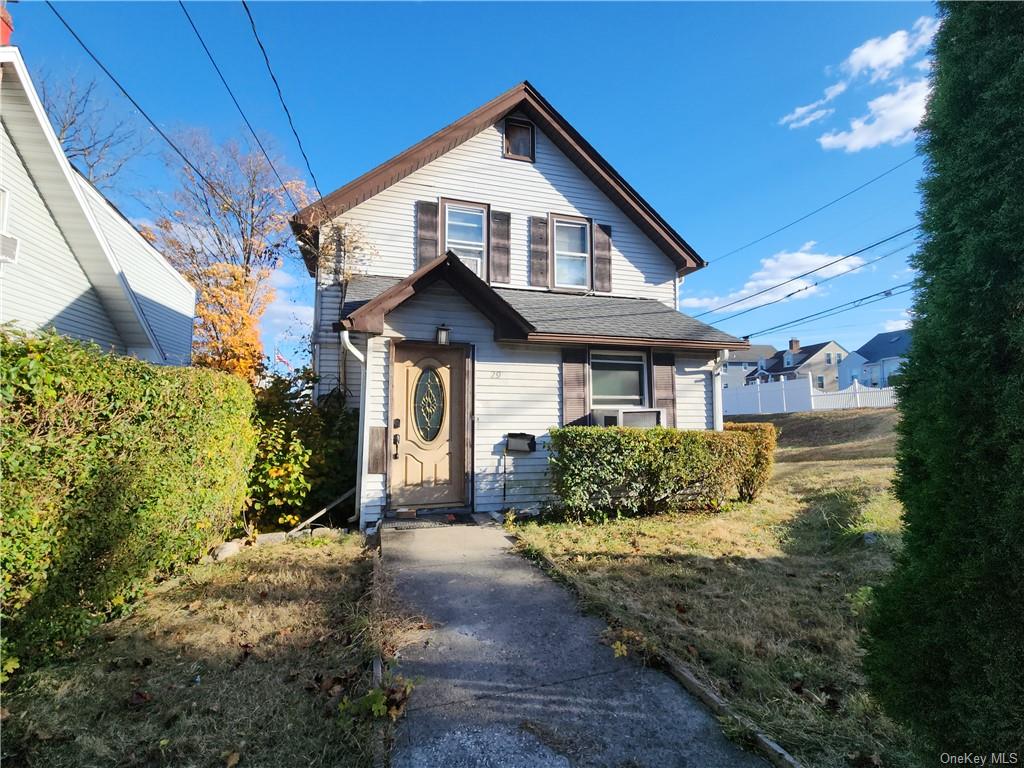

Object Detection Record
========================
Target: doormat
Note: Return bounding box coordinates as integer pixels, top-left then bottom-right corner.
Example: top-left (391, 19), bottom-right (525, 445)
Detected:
top-left (381, 513), bottom-right (476, 530)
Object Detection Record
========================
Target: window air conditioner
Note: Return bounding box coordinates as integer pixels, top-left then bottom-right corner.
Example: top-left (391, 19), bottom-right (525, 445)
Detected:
top-left (593, 408), bottom-right (666, 428)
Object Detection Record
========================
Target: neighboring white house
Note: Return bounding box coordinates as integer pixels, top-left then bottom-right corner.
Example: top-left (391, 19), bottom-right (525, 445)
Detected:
top-left (293, 81), bottom-right (748, 529)
top-left (722, 344), bottom-right (775, 389)
top-left (745, 338), bottom-right (848, 391)
top-left (838, 329), bottom-right (912, 387)
top-left (0, 46), bottom-right (195, 364)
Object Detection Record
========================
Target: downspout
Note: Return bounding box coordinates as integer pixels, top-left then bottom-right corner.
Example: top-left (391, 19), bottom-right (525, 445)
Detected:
top-left (712, 348), bottom-right (728, 431)
top-left (342, 328), bottom-right (367, 524)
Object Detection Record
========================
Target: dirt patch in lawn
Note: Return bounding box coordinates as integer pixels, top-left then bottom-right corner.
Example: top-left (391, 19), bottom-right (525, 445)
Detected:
top-left (515, 419), bottom-right (922, 768)
top-left (2, 536), bottom-right (415, 768)
top-left (730, 408), bottom-right (899, 463)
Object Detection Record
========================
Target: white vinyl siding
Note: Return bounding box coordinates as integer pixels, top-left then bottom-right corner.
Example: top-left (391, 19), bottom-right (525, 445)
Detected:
top-left (675, 358), bottom-right (715, 429)
top-left (324, 121), bottom-right (677, 305)
top-left (0, 123), bottom-right (124, 351)
top-left (77, 180), bottom-right (195, 365)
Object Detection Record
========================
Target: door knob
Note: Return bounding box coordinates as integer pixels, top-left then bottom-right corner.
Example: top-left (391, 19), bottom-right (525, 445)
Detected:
top-left (392, 433), bottom-right (400, 459)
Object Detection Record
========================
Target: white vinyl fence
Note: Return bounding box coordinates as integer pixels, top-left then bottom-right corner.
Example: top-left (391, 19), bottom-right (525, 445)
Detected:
top-left (724, 376), bottom-right (897, 416)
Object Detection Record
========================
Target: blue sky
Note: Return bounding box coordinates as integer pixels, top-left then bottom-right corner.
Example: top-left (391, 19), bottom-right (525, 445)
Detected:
top-left (12, 2), bottom-right (934, 366)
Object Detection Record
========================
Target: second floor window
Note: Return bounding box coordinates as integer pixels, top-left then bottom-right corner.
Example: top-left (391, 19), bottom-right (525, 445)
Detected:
top-left (553, 217), bottom-right (590, 289)
top-left (443, 201), bottom-right (487, 277)
top-left (825, 352), bottom-right (833, 364)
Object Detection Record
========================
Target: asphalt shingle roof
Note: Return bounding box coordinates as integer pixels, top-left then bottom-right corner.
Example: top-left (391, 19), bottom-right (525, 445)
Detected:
top-left (340, 274), bottom-right (742, 345)
top-left (855, 330), bottom-right (912, 363)
top-left (745, 342), bottom-right (831, 378)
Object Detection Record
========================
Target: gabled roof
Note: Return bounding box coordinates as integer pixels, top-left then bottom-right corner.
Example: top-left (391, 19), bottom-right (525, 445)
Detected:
top-left (0, 47), bottom-right (183, 361)
top-left (293, 81), bottom-right (704, 277)
top-left (855, 329), bottom-right (912, 363)
top-left (338, 253), bottom-right (747, 351)
top-left (729, 343), bottom-right (776, 363)
top-left (745, 341), bottom-right (835, 378)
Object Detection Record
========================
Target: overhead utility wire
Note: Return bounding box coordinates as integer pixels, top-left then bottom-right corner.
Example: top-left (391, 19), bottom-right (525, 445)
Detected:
top-left (693, 225), bottom-right (918, 319)
top-left (712, 154), bottom-right (919, 263)
top-left (240, 0), bottom-right (325, 203)
top-left (752, 287), bottom-right (915, 337)
top-left (744, 282), bottom-right (914, 339)
top-left (714, 240), bottom-right (916, 324)
top-left (178, 1), bottom-right (301, 215)
top-left (45, 1), bottom-right (241, 216)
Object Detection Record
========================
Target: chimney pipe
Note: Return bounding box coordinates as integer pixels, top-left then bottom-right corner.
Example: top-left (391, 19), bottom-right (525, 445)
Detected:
top-left (1, 5), bottom-right (12, 46)
top-left (788, 338), bottom-right (800, 353)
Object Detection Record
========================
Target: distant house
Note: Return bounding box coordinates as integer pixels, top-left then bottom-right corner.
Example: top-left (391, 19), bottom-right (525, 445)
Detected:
top-left (745, 338), bottom-right (848, 391)
top-left (721, 344), bottom-right (775, 389)
top-left (0, 46), bottom-right (195, 364)
top-left (839, 329), bottom-right (912, 387)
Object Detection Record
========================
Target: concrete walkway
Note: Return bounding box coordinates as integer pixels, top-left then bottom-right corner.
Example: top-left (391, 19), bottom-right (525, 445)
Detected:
top-left (383, 523), bottom-right (766, 768)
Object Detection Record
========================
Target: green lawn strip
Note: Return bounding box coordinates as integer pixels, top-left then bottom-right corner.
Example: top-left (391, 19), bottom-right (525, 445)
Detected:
top-left (2, 536), bottom-right (407, 768)
top-left (515, 453), bottom-right (921, 768)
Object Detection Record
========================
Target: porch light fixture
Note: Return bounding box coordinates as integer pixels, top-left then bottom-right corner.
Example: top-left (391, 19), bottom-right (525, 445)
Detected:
top-left (436, 325), bottom-right (451, 345)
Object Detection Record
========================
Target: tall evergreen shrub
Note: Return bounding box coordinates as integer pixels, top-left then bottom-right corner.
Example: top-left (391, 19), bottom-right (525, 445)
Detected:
top-left (865, 2), bottom-right (1024, 750)
top-left (1, 331), bottom-right (256, 668)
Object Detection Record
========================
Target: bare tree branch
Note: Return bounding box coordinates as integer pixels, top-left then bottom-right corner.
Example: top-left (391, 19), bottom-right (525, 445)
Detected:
top-left (39, 72), bottom-right (150, 190)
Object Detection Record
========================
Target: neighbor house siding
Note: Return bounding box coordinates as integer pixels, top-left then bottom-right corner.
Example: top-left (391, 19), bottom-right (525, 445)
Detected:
top-left (0, 123), bottom-right (124, 351)
top-left (325, 122), bottom-right (677, 305)
top-left (78, 181), bottom-right (195, 365)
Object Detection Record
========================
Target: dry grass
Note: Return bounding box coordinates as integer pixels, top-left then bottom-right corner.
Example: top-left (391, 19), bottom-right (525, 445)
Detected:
top-left (2, 535), bottom-right (414, 768)
top-left (515, 410), bottom-right (923, 768)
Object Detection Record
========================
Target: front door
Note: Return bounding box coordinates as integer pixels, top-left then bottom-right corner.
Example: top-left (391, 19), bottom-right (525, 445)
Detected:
top-left (390, 343), bottom-right (467, 509)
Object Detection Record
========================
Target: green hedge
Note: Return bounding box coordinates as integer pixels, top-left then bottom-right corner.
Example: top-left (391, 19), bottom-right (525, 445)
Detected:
top-left (547, 425), bottom-right (773, 522)
top-left (0, 331), bottom-right (256, 670)
top-left (724, 422), bottom-right (777, 501)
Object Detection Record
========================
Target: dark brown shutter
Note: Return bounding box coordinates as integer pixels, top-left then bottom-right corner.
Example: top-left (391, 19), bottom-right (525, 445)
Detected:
top-left (490, 210), bottom-right (510, 283)
top-left (653, 352), bottom-right (677, 428)
top-left (593, 223), bottom-right (612, 293)
top-left (561, 348), bottom-right (590, 426)
top-left (529, 216), bottom-right (549, 287)
top-left (416, 200), bottom-right (439, 268)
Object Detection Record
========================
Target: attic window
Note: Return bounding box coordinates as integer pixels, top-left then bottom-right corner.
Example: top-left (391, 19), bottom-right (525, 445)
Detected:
top-left (504, 119), bottom-right (535, 162)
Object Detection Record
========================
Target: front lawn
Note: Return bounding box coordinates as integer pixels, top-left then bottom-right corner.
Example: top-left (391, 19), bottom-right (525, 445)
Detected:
top-left (514, 410), bottom-right (921, 767)
top-left (2, 536), bottom-right (410, 768)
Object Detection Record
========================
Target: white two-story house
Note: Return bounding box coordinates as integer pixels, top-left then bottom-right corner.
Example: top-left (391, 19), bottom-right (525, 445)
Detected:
top-left (293, 82), bottom-right (747, 529)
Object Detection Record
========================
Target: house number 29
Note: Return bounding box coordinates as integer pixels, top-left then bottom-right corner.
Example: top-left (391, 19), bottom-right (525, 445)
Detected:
top-left (490, 371), bottom-right (502, 379)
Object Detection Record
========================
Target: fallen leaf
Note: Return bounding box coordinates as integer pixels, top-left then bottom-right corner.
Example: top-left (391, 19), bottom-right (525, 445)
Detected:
top-left (185, 600), bottom-right (202, 612)
top-left (674, 603), bottom-right (687, 615)
top-left (0, 707), bottom-right (9, 721)
top-left (225, 751), bottom-right (241, 768)
top-left (128, 690), bottom-right (152, 707)
top-left (686, 644), bottom-right (699, 658)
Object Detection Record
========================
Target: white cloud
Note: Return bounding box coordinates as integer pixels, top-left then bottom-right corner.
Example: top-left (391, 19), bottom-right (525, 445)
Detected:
top-left (680, 241), bottom-right (865, 313)
top-left (844, 17), bottom-right (939, 82)
top-left (818, 79), bottom-right (929, 152)
top-left (780, 16), bottom-right (939, 148)
top-left (779, 82), bottom-right (847, 129)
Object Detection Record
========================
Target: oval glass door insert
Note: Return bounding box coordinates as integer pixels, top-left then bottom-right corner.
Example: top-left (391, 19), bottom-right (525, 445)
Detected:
top-left (413, 367), bottom-right (445, 441)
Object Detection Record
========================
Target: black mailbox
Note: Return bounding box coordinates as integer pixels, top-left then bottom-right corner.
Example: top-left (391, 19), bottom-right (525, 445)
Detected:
top-left (506, 432), bottom-right (537, 453)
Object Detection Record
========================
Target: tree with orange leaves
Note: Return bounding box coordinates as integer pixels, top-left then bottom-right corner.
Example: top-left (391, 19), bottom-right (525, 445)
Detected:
top-left (148, 132), bottom-right (307, 383)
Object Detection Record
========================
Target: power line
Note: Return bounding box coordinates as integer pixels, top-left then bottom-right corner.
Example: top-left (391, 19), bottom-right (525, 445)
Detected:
top-left (714, 239), bottom-right (916, 324)
top-left (45, 1), bottom-right (240, 216)
top-left (240, 0), bottom-right (324, 204)
top-left (178, 0), bottom-right (302, 214)
top-left (712, 154), bottom-right (919, 263)
top-left (693, 225), bottom-right (918, 319)
top-left (744, 282), bottom-right (914, 339)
